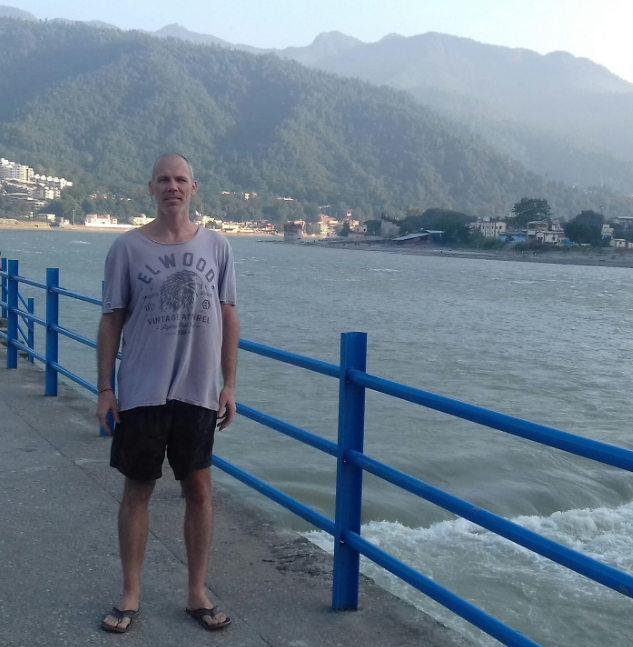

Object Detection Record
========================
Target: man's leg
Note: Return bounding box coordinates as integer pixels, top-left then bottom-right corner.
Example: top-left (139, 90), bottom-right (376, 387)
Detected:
top-left (181, 468), bottom-right (228, 626)
top-left (102, 477), bottom-right (156, 631)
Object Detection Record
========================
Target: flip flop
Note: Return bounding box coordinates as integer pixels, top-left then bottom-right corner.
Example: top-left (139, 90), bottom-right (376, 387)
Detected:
top-left (101, 607), bottom-right (139, 633)
top-left (186, 606), bottom-right (231, 630)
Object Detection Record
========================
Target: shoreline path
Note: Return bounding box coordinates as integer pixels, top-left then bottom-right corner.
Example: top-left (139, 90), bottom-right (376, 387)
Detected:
top-left (0, 345), bottom-right (471, 647)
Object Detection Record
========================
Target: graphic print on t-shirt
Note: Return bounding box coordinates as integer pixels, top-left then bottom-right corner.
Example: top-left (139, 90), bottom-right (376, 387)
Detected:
top-left (140, 252), bottom-right (217, 338)
top-left (159, 270), bottom-right (203, 312)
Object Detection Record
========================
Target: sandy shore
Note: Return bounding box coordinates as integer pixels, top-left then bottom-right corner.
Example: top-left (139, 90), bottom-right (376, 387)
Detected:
top-left (318, 242), bottom-right (633, 268)
top-left (0, 222), bottom-right (120, 232)
top-left (0, 222), bottom-right (277, 236)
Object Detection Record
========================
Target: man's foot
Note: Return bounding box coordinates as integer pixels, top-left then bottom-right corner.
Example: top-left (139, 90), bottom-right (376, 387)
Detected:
top-left (102, 594), bottom-right (140, 632)
top-left (186, 594), bottom-right (230, 630)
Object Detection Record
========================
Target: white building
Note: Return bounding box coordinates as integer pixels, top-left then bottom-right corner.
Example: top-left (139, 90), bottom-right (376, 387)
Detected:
top-left (31, 187), bottom-right (61, 200)
top-left (33, 174), bottom-right (73, 189)
top-left (0, 162), bottom-right (34, 183)
top-left (85, 214), bottom-right (118, 227)
top-left (129, 214), bottom-right (154, 226)
top-left (481, 220), bottom-right (507, 238)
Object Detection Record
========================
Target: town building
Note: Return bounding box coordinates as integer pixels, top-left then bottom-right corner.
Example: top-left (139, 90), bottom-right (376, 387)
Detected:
top-left (0, 159), bottom-right (34, 183)
top-left (611, 216), bottom-right (633, 230)
top-left (85, 214), bottom-right (118, 227)
top-left (319, 215), bottom-right (339, 237)
top-left (284, 221), bottom-right (303, 243)
top-left (472, 218), bottom-right (507, 238)
top-left (129, 214), bottom-right (155, 226)
top-left (380, 219), bottom-right (400, 238)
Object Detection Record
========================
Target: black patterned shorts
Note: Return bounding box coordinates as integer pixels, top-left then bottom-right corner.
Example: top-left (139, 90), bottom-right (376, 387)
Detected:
top-left (110, 400), bottom-right (218, 481)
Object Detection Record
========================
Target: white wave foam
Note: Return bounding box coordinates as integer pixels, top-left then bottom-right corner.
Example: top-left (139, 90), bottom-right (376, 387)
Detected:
top-left (69, 240), bottom-right (91, 245)
top-left (303, 501), bottom-right (633, 646)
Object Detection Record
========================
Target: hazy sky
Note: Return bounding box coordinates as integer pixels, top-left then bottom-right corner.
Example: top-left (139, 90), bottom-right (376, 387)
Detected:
top-left (9, 0), bottom-right (633, 82)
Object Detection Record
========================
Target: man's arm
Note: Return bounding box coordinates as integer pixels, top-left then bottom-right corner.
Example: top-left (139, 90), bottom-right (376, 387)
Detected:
top-left (218, 303), bottom-right (239, 430)
top-left (96, 310), bottom-right (126, 435)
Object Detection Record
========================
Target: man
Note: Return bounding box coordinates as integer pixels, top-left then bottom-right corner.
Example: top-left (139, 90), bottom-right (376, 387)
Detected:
top-left (97, 154), bottom-right (239, 633)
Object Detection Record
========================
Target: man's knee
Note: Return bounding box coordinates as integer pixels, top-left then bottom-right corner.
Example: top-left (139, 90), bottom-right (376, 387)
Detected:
top-left (122, 478), bottom-right (156, 507)
top-left (182, 469), bottom-right (212, 506)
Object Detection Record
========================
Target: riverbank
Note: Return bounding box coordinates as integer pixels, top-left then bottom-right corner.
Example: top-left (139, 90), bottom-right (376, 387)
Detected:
top-left (318, 242), bottom-right (633, 268)
top-left (0, 221), bottom-right (277, 235)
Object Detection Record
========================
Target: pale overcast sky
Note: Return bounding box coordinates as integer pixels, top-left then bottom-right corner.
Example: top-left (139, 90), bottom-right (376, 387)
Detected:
top-left (9, 0), bottom-right (633, 82)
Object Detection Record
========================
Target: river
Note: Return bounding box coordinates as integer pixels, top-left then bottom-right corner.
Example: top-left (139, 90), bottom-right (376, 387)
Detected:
top-left (2, 229), bottom-right (632, 647)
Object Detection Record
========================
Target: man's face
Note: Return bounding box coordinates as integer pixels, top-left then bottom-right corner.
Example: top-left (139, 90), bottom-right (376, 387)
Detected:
top-left (149, 156), bottom-right (197, 217)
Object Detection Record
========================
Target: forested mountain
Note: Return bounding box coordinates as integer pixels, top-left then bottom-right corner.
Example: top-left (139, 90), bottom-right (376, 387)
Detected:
top-left (308, 33), bottom-right (633, 192)
top-left (3, 5), bottom-right (633, 194)
top-left (0, 18), bottom-right (631, 221)
top-left (124, 23), bottom-right (633, 194)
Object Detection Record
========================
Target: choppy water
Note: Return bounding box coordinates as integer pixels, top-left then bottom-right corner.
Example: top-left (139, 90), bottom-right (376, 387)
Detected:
top-left (2, 230), bottom-right (632, 647)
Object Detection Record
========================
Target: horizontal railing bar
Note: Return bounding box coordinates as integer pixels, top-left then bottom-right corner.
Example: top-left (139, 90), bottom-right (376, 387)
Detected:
top-left (0, 269), bottom-right (6, 278)
top-left (0, 331), bottom-right (6, 341)
top-left (10, 339), bottom-right (46, 364)
top-left (212, 455), bottom-right (336, 535)
top-left (347, 449), bottom-right (633, 598)
top-left (350, 370), bottom-right (633, 473)
top-left (51, 286), bottom-right (102, 307)
top-left (9, 306), bottom-right (46, 327)
top-left (237, 403), bottom-right (338, 457)
top-left (15, 276), bottom-right (47, 289)
top-left (343, 530), bottom-right (542, 647)
top-left (10, 308), bottom-right (46, 327)
top-left (51, 324), bottom-right (98, 350)
top-left (239, 339), bottom-right (340, 379)
top-left (0, 299), bottom-right (7, 309)
top-left (49, 362), bottom-right (98, 395)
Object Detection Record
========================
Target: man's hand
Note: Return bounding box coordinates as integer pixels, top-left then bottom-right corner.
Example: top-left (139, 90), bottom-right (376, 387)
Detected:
top-left (96, 390), bottom-right (120, 436)
top-left (217, 387), bottom-right (236, 431)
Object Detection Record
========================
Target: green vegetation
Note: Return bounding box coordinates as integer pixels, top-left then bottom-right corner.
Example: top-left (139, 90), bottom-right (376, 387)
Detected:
top-left (0, 19), bottom-right (632, 226)
top-left (508, 198), bottom-right (552, 228)
top-left (563, 210), bottom-right (605, 246)
top-left (396, 208), bottom-right (473, 245)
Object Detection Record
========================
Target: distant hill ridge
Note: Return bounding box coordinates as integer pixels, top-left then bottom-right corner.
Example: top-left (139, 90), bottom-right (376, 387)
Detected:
top-left (0, 5), bottom-right (36, 20)
top-left (1, 9), bottom-right (633, 200)
top-left (1, 18), bottom-right (632, 221)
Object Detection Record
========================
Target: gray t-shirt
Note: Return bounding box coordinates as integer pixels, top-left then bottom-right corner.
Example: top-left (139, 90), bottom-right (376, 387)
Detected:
top-left (102, 227), bottom-right (237, 412)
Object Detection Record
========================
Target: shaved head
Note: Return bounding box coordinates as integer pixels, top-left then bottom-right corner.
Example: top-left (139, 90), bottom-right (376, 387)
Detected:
top-left (151, 153), bottom-right (194, 181)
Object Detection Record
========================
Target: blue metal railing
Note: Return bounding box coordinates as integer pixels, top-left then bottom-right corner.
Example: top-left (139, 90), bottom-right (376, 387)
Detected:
top-left (1, 258), bottom-right (632, 647)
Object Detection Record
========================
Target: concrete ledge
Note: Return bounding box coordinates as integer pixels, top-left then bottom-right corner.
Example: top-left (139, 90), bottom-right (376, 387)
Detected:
top-left (0, 348), bottom-right (471, 646)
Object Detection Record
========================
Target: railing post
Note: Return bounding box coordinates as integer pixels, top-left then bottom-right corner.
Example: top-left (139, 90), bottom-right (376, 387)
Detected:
top-left (45, 268), bottom-right (59, 396)
top-left (332, 331), bottom-right (367, 610)
top-left (1, 257), bottom-right (7, 318)
top-left (6, 260), bottom-right (19, 369)
top-left (27, 298), bottom-right (35, 364)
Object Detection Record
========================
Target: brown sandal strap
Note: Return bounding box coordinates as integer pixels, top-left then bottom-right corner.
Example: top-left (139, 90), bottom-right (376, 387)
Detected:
top-left (111, 607), bottom-right (139, 620)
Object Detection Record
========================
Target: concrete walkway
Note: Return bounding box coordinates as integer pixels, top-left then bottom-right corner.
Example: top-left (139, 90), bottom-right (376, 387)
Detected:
top-left (0, 347), bottom-right (470, 647)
